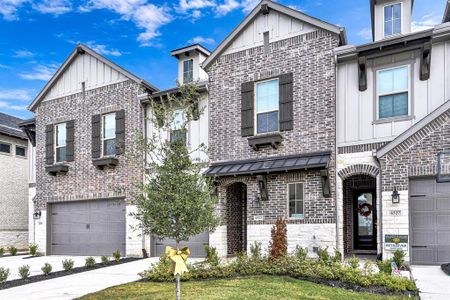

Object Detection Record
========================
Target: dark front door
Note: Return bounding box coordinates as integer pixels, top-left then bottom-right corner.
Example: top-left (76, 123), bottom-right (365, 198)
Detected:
top-left (354, 190), bottom-right (377, 250)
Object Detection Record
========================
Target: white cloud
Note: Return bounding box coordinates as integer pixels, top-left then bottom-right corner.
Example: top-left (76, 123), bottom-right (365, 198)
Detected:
top-left (188, 36), bottom-right (216, 45)
top-left (84, 41), bottom-right (122, 57)
top-left (14, 50), bottom-right (34, 58)
top-left (0, 0), bottom-right (28, 20)
top-left (357, 28), bottom-right (372, 41)
top-left (32, 0), bottom-right (72, 15)
top-left (412, 13), bottom-right (440, 32)
top-left (178, 0), bottom-right (215, 12)
top-left (81, 0), bottom-right (172, 46)
top-left (0, 88), bottom-right (34, 101)
top-left (19, 64), bottom-right (58, 81)
top-left (216, 0), bottom-right (239, 16)
top-left (0, 64), bottom-right (8, 69)
top-left (0, 100), bottom-right (27, 111)
top-left (240, 0), bottom-right (259, 13)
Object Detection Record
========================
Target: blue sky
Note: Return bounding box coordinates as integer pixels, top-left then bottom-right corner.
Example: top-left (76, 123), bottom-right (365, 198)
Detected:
top-left (0, 0), bottom-right (446, 119)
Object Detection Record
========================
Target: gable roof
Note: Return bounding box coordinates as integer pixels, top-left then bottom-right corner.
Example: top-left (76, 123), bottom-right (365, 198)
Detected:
top-left (377, 99), bottom-right (450, 158)
top-left (0, 112), bottom-right (27, 140)
top-left (28, 43), bottom-right (158, 112)
top-left (171, 44), bottom-right (211, 57)
top-left (202, 0), bottom-right (346, 70)
top-left (444, 0), bottom-right (450, 23)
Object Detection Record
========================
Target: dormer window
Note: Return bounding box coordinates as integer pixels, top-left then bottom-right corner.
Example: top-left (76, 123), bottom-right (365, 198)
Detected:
top-left (183, 59), bottom-right (193, 83)
top-left (384, 3), bottom-right (401, 37)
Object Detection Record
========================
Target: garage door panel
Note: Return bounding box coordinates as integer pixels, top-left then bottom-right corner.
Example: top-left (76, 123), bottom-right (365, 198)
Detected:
top-left (412, 230), bottom-right (435, 244)
top-left (437, 215), bottom-right (450, 227)
top-left (410, 179), bottom-right (450, 265)
top-left (51, 200), bottom-right (126, 256)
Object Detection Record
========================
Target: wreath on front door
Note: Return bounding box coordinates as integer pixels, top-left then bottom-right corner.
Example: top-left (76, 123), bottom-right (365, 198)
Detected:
top-left (359, 203), bottom-right (372, 217)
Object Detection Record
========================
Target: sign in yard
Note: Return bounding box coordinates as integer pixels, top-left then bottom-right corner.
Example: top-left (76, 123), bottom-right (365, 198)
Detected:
top-left (385, 234), bottom-right (408, 251)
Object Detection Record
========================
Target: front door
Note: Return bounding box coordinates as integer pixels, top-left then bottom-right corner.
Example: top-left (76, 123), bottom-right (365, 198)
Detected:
top-left (354, 190), bottom-right (377, 250)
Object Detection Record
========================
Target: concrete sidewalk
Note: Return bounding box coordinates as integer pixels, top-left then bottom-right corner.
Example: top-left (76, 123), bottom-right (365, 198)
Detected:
top-left (0, 257), bottom-right (158, 300)
top-left (411, 265), bottom-right (450, 300)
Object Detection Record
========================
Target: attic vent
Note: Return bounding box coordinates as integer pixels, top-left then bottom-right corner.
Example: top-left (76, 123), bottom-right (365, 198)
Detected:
top-left (263, 31), bottom-right (270, 55)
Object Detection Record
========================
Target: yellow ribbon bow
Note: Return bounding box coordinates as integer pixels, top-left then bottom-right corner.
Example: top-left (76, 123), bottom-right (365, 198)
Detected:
top-left (165, 246), bottom-right (190, 276)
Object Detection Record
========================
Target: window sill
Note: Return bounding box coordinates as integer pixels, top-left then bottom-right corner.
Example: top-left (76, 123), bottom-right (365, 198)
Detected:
top-left (93, 157), bottom-right (119, 170)
top-left (46, 164), bottom-right (69, 176)
top-left (372, 115), bottom-right (415, 125)
top-left (248, 133), bottom-right (283, 151)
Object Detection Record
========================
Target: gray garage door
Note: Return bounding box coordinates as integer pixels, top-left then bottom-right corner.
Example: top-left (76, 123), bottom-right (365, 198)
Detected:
top-left (154, 232), bottom-right (209, 258)
top-left (410, 178), bottom-right (450, 265)
top-left (50, 199), bottom-right (126, 256)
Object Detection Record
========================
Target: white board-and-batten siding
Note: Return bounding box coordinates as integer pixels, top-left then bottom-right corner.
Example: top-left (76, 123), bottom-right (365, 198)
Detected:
top-left (337, 40), bottom-right (450, 146)
top-left (43, 53), bottom-right (128, 102)
top-left (222, 9), bottom-right (316, 55)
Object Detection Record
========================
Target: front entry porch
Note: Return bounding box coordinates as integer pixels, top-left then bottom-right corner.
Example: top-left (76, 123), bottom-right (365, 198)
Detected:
top-left (343, 175), bottom-right (377, 256)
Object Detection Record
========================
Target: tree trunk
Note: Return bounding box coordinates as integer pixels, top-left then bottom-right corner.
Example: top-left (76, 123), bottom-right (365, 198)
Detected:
top-left (176, 241), bottom-right (180, 300)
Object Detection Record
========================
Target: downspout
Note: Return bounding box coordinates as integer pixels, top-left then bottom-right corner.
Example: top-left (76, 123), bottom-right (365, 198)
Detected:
top-left (142, 97), bottom-right (148, 257)
top-left (334, 52), bottom-right (340, 254)
top-left (373, 152), bottom-right (383, 259)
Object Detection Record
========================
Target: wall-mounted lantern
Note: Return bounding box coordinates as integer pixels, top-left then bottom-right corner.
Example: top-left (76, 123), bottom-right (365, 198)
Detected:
top-left (33, 209), bottom-right (41, 220)
top-left (253, 194), bottom-right (262, 208)
top-left (257, 175), bottom-right (268, 201)
top-left (392, 189), bottom-right (400, 204)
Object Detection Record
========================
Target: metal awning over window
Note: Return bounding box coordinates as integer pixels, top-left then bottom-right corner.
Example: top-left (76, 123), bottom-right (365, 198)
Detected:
top-left (205, 151), bottom-right (331, 177)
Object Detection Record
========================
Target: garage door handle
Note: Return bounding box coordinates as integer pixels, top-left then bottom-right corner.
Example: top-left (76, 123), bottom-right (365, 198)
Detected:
top-left (412, 245), bottom-right (427, 248)
top-left (86, 224), bottom-right (90, 229)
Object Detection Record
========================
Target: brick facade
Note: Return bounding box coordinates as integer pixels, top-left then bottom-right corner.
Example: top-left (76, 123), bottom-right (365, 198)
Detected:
top-left (207, 29), bottom-right (339, 254)
top-left (34, 80), bottom-right (144, 209)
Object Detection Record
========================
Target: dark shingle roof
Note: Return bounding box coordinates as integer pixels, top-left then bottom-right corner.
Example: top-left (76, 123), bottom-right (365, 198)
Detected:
top-left (0, 112), bottom-right (27, 139)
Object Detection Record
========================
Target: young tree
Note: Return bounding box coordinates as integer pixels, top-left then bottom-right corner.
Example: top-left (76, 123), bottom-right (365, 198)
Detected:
top-left (133, 83), bottom-right (219, 300)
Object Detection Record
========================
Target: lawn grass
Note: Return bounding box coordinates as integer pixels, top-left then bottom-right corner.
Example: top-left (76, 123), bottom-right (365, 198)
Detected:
top-left (79, 275), bottom-right (415, 300)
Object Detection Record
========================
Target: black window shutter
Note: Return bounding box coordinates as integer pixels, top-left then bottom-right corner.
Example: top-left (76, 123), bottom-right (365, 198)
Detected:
top-left (279, 73), bottom-right (294, 131)
top-left (66, 120), bottom-right (75, 162)
top-left (241, 81), bottom-right (254, 137)
top-left (92, 114), bottom-right (101, 159)
top-left (115, 109), bottom-right (125, 155)
top-left (45, 124), bottom-right (54, 165)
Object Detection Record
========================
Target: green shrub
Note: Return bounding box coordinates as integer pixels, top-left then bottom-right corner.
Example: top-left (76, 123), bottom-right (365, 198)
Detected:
top-left (347, 256), bottom-right (360, 269)
top-left (29, 244), bottom-right (38, 256)
top-left (62, 259), bottom-right (74, 271)
top-left (18, 265), bottom-right (30, 279)
top-left (8, 246), bottom-right (17, 256)
top-left (316, 247), bottom-right (331, 264)
top-left (0, 247), bottom-right (4, 257)
top-left (41, 263), bottom-right (52, 275)
top-left (204, 245), bottom-right (220, 266)
top-left (250, 242), bottom-right (262, 260)
top-left (0, 267), bottom-right (10, 283)
top-left (363, 261), bottom-right (375, 275)
top-left (294, 246), bottom-right (308, 260)
top-left (113, 250), bottom-right (121, 262)
top-left (393, 250), bottom-right (405, 268)
top-left (101, 255), bottom-right (110, 265)
top-left (85, 257), bottom-right (96, 268)
top-left (333, 249), bottom-right (342, 262)
top-left (377, 259), bottom-right (393, 274)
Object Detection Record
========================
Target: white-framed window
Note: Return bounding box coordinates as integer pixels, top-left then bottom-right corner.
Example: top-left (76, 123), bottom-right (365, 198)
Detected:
top-left (384, 3), bottom-right (402, 37)
top-left (183, 59), bottom-right (193, 83)
top-left (170, 109), bottom-right (186, 144)
top-left (15, 146), bottom-right (26, 157)
top-left (0, 142), bottom-right (11, 155)
top-left (288, 182), bottom-right (304, 218)
top-left (102, 113), bottom-right (116, 156)
top-left (255, 79), bottom-right (279, 134)
top-left (377, 65), bottom-right (409, 119)
top-left (55, 122), bottom-right (67, 162)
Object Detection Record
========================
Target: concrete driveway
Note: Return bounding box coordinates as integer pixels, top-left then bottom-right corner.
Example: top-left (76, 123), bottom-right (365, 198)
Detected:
top-left (411, 265), bottom-right (450, 300)
top-left (0, 257), bottom-right (159, 300)
top-left (0, 255), bottom-right (102, 280)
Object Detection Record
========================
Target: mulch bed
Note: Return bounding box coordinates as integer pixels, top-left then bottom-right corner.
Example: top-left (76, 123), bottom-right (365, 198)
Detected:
top-left (0, 257), bottom-right (142, 290)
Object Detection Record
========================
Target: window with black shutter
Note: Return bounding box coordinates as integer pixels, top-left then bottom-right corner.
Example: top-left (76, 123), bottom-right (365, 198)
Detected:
top-left (241, 81), bottom-right (254, 137)
top-left (279, 73), bottom-right (293, 131)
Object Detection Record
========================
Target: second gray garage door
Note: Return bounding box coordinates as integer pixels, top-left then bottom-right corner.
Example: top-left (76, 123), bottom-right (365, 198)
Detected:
top-left (50, 199), bottom-right (126, 256)
top-left (410, 178), bottom-right (450, 265)
top-left (154, 232), bottom-right (209, 258)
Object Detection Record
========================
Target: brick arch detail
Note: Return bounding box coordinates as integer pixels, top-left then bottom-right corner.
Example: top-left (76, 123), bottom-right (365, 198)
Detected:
top-left (338, 164), bottom-right (379, 180)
